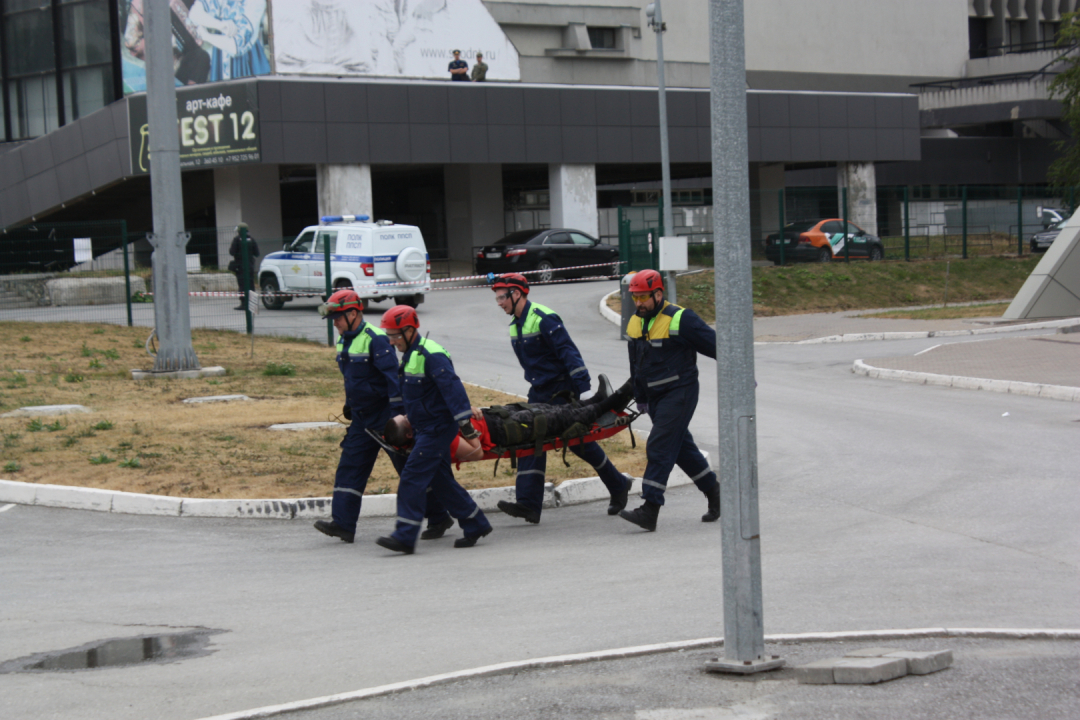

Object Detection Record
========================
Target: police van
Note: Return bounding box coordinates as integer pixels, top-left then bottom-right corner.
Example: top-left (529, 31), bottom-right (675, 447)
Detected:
top-left (258, 215), bottom-right (430, 310)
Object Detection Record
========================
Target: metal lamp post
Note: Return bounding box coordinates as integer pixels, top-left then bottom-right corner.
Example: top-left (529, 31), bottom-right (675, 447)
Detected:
top-left (646, 1), bottom-right (676, 303)
top-left (704, 0), bottom-right (783, 675)
top-left (145, 0), bottom-right (199, 372)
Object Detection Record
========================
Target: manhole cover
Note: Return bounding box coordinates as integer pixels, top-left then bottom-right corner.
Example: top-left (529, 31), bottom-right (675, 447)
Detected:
top-left (0, 629), bottom-right (223, 672)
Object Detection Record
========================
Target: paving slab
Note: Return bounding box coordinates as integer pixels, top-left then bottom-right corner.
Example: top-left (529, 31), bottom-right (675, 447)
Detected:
top-left (181, 394), bottom-right (252, 404)
top-left (0, 404), bottom-right (91, 417)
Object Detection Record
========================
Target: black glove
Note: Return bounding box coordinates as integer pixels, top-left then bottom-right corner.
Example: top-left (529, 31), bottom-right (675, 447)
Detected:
top-left (342, 404), bottom-right (352, 422)
top-left (458, 418), bottom-right (479, 440)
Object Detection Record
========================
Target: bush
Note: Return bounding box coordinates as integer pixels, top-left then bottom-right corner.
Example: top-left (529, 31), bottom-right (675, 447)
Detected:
top-left (263, 361), bottom-right (296, 377)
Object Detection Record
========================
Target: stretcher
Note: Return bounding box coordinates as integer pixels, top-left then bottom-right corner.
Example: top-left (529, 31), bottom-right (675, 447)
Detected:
top-left (366, 408), bottom-right (640, 469)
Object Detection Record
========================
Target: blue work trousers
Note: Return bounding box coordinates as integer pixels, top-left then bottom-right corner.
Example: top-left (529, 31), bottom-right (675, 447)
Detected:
top-left (391, 422), bottom-right (491, 547)
top-left (333, 416), bottom-right (404, 533)
top-left (641, 383), bottom-right (718, 506)
top-left (513, 389), bottom-right (628, 515)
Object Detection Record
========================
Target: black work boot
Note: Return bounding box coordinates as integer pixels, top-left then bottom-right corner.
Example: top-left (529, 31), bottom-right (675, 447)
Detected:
top-left (420, 517), bottom-right (455, 540)
top-left (702, 483), bottom-right (721, 523)
top-left (607, 475), bottom-right (631, 515)
top-left (594, 373), bottom-right (614, 402)
top-left (619, 501), bottom-right (660, 531)
top-left (497, 500), bottom-right (541, 524)
top-left (453, 526), bottom-right (492, 548)
top-left (314, 520), bottom-right (355, 544)
top-left (375, 536), bottom-right (414, 555)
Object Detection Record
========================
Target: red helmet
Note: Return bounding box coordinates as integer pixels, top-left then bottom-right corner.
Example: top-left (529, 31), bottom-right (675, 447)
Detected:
top-left (491, 273), bottom-right (529, 295)
top-left (318, 288), bottom-right (363, 318)
top-left (628, 269), bottom-right (663, 294)
top-left (380, 305), bottom-right (419, 331)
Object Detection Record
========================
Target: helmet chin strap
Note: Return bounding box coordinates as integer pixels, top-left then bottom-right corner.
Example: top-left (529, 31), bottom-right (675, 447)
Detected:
top-left (511, 289), bottom-right (525, 317)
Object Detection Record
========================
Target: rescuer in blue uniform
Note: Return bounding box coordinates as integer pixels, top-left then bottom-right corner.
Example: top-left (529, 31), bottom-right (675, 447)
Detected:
top-left (490, 273), bottom-right (631, 524)
top-left (375, 305), bottom-right (493, 554)
top-left (312, 289), bottom-right (405, 544)
top-left (620, 269), bottom-right (720, 531)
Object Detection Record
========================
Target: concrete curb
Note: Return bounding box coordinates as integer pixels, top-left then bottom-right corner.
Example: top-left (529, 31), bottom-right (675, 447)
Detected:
top-left (853, 359), bottom-right (1080, 403)
top-left (781, 316), bottom-right (1080, 345)
top-left (191, 627), bottom-right (1080, 720)
top-left (599, 289), bottom-right (622, 326)
top-left (599, 290), bottom-right (1078, 343)
top-left (0, 440), bottom-right (691, 519)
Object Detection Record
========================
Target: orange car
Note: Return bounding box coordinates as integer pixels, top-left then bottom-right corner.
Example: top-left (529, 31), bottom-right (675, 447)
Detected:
top-left (764, 219), bottom-right (885, 264)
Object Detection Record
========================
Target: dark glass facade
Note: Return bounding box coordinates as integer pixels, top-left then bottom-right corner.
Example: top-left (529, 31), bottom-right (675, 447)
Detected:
top-left (1, 0), bottom-right (118, 141)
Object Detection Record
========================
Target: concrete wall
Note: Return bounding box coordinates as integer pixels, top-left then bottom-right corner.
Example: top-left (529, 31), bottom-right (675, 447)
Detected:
top-left (45, 277), bottom-right (147, 306)
top-left (486, 0), bottom-right (968, 90)
top-left (745, 0), bottom-right (969, 82)
top-left (1004, 210), bottom-right (1080, 319)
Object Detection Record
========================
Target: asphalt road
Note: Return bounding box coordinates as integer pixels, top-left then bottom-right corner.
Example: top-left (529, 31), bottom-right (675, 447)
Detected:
top-left (1, 279), bottom-right (1076, 720)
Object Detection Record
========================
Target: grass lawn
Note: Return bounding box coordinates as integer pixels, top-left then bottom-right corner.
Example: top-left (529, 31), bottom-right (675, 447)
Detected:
top-left (0, 322), bottom-right (645, 499)
top-left (609, 256), bottom-right (1038, 322)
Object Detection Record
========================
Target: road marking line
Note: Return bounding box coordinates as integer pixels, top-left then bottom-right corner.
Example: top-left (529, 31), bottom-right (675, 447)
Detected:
top-left (0, 504), bottom-right (15, 513)
top-left (914, 343), bottom-right (941, 356)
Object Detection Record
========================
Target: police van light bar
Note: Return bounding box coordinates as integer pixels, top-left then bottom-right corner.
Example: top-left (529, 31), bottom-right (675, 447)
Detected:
top-left (320, 214), bottom-right (371, 224)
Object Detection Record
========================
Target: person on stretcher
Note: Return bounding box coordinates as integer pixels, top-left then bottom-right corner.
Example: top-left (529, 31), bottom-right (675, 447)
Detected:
top-left (383, 375), bottom-right (635, 464)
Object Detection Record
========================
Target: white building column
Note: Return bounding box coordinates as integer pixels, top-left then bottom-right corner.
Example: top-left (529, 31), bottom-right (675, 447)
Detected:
top-left (213, 164), bottom-right (282, 268)
top-left (549, 164), bottom-right (597, 237)
top-left (444, 164), bottom-right (504, 262)
top-left (837, 162), bottom-right (877, 236)
top-left (317, 164), bottom-right (373, 220)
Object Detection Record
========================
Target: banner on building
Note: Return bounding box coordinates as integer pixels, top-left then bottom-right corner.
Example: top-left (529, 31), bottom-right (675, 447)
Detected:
top-left (128, 83), bottom-right (261, 175)
top-left (119, 0), bottom-right (272, 94)
top-left (271, 0), bottom-right (520, 81)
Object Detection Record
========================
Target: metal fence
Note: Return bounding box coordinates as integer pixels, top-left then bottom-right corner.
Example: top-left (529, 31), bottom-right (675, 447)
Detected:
top-left (613, 184), bottom-right (1077, 271)
top-left (0, 222), bottom-right (276, 337)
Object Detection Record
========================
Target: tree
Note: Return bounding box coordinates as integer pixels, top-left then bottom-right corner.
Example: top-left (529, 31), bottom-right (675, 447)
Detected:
top-left (1047, 12), bottom-right (1080, 197)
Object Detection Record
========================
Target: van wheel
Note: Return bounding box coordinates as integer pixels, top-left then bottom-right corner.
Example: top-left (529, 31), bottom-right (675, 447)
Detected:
top-left (395, 295), bottom-right (419, 308)
top-left (817, 247), bottom-right (832, 263)
top-left (261, 277), bottom-right (285, 310)
top-left (868, 246), bottom-right (884, 261)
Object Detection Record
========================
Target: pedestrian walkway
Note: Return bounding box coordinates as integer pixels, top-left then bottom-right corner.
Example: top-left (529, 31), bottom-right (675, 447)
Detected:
top-left (197, 634), bottom-right (1079, 720)
top-left (866, 332), bottom-right (1080, 388)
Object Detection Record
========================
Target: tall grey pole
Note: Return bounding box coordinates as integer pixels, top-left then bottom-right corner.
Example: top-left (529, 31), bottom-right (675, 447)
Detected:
top-left (704, 0), bottom-right (782, 674)
top-left (650, 0), bottom-right (676, 303)
top-left (145, 0), bottom-right (199, 371)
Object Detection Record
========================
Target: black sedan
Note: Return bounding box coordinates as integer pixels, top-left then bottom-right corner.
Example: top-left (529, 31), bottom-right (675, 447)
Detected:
top-left (474, 229), bottom-right (620, 282)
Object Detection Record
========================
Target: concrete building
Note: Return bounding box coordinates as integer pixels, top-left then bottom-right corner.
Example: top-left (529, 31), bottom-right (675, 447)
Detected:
top-left (0, 0), bottom-right (1070, 264)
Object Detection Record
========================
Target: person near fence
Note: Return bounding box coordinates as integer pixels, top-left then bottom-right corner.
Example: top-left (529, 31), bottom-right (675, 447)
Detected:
top-left (471, 52), bottom-right (488, 82)
top-left (376, 305), bottom-right (493, 554)
top-left (228, 223), bottom-right (259, 310)
top-left (619, 269), bottom-right (720, 532)
top-left (489, 273), bottom-right (632, 524)
top-left (312, 289), bottom-right (405, 544)
top-left (448, 49), bottom-right (469, 81)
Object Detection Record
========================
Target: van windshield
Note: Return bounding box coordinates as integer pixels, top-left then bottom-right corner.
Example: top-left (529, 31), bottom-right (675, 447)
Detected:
top-left (291, 231), bottom-right (315, 252)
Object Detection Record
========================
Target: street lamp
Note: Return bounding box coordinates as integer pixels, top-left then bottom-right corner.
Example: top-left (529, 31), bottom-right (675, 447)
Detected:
top-left (645, 1), bottom-right (676, 302)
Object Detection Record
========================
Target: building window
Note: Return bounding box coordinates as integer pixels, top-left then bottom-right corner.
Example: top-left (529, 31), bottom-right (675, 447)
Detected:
top-left (59, 0), bottom-right (112, 123)
top-left (1, 0), bottom-right (115, 140)
top-left (587, 26), bottom-right (617, 50)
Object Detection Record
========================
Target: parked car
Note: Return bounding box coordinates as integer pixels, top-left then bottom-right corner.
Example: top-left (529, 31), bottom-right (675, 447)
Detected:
top-left (474, 229), bottom-right (620, 282)
top-left (258, 215), bottom-right (430, 310)
top-left (764, 219), bottom-right (885, 264)
top-left (1030, 218), bottom-right (1064, 253)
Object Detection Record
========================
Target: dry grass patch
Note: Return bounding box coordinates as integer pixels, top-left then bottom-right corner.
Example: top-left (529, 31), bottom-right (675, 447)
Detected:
top-left (0, 322), bottom-right (645, 498)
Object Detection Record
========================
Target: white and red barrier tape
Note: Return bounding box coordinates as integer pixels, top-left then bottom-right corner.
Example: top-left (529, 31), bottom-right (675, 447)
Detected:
top-left (145, 261), bottom-right (628, 298)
